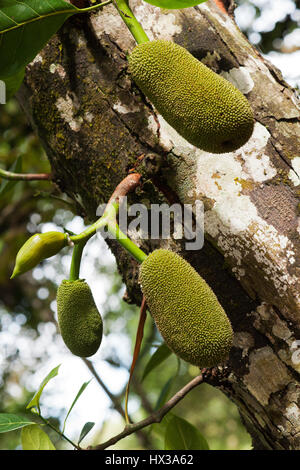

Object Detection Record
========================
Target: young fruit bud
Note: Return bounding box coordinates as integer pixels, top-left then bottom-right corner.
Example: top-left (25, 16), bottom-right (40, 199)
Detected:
top-left (11, 232), bottom-right (68, 279)
top-left (56, 279), bottom-right (103, 357)
top-left (139, 249), bottom-right (233, 368)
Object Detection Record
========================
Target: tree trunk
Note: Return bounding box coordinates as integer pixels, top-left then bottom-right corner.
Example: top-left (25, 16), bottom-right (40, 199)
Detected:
top-left (17, 0), bottom-right (300, 450)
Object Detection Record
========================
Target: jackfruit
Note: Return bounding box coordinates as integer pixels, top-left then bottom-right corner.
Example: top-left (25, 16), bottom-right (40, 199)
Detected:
top-left (128, 40), bottom-right (254, 153)
top-left (139, 249), bottom-right (233, 367)
top-left (57, 279), bottom-right (103, 357)
top-left (11, 231), bottom-right (68, 279)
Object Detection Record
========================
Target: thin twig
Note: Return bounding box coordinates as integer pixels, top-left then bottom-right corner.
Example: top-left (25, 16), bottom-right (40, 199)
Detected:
top-left (88, 373), bottom-right (203, 450)
top-left (0, 167), bottom-right (51, 181)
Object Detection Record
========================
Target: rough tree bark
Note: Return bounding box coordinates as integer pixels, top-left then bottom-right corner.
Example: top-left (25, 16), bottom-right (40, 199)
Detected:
top-left (16, 0), bottom-right (300, 450)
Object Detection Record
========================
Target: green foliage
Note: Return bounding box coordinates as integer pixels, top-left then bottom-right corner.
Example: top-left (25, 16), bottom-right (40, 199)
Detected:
top-left (0, 413), bottom-right (34, 433)
top-left (164, 414), bottom-right (209, 450)
top-left (63, 380), bottom-right (92, 433)
top-left (26, 364), bottom-right (61, 413)
top-left (0, 155), bottom-right (22, 199)
top-left (0, 0), bottom-right (111, 98)
top-left (21, 424), bottom-right (56, 450)
top-left (2, 68), bottom-right (25, 102)
top-left (142, 342), bottom-right (172, 382)
top-left (0, 1), bottom-right (77, 89)
top-left (78, 422), bottom-right (95, 445)
top-left (143, 0), bottom-right (206, 9)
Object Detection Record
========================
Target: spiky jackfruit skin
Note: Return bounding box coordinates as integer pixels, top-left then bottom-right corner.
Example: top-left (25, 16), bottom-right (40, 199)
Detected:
top-left (128, 40), bottom-right (254, 153)
top-left (57, 279), bottom-right (103, 357)
top-left (139, 249), bottom-right (233, 367)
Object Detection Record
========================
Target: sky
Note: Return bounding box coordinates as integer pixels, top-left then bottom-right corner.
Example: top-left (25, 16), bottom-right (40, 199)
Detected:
top-left (235, 0), bottom-right (300, 87)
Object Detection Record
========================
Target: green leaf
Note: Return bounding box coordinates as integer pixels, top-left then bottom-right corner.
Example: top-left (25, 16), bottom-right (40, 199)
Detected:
top-left (143, 0), bottom-right (207, 9)
top-left (164, 414), bottom-right (209, 450)
top-left (155, 376), bottom-right (174, 411)
top-left (21, 424), bottom-right (56, 450)
top-left (26, 364), bottom-right (61, 412)
top-left (63, 379), bottom-right (92, 432)
top-left (0, 413), bottom-right (34, 433)
top-left (0, 0), bottom-right (78, 78)
top-left (2, 67), bottom-right (25, 100)
top-left (142, 343), bottom-right (172, 382)
top-left (0, 155), bottom-right (22, 198)
top-left (78, 422), bottom-right (95, 445)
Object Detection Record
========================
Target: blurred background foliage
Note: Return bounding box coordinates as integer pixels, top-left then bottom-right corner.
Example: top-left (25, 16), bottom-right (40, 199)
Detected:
top-left (0, 0), bottom-right (299, 451)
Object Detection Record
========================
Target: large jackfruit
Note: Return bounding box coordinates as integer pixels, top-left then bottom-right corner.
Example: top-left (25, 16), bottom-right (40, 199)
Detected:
top-left (57, 279), bottom-right (103, 357)
top-left (139, 249), bottom-right (233, 367)
top-left (128, 40), bottom-right (254, 153)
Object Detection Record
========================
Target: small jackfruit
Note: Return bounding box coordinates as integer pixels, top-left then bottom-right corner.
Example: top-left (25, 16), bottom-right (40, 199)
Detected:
top-left (11, 232), bottom-right (68, 279)
top-left (139, 249), bottom-right (233, 367)
top-left (128, 40), bottom-right (254, 153)
top-left (57, 279), bottom-right (103, 357)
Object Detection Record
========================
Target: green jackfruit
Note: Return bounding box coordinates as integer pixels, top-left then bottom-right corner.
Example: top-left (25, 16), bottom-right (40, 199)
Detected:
top-left (128, 40), bottom-right (254, 153)
top-left (11, 231), bottom-right (68, 279)
top-left (139, 249), bottom-right (233, 367)
top-left (57, 279), bottom-right (103, 357)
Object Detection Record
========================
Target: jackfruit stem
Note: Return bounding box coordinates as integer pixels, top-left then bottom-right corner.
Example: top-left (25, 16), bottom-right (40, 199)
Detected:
top-left (69, 239), bottom-right (86, 281)
top-left (113, 0), bottom-right (149, 44)
top-left (107, 220), bottom-right (148, 264)
top-left (70, 201), bottom-right (148, 264)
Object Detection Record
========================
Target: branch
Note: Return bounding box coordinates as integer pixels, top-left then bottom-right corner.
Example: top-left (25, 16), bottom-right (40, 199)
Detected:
top-left (107, 172), bottom-right (142, 206)
top-left (88, 373), bottom-right (204, 450)
top-left (0, 167), bottom-right (51, 181)
top-left (82, 358), bottom-right (153, 449)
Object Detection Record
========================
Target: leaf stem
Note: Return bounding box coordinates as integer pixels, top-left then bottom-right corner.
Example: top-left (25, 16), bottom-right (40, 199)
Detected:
top-left (37, 413), bottom-right (81, 450)
top-left (113, 0), bottom-right (149, 44)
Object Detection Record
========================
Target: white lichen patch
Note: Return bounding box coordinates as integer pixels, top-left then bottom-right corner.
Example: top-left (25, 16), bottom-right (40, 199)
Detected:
top-left (55, 95), bottom-right (83, 132)
top-left (133, 3), bottom-right (182, 41)
top-left (288, 156), bottom-right (300, 186)
top-left (221, 67), bottom-right (254, 95)
top-left (236, 122), bottom-right (276, 183)
top-left (90, 4), bottom-right (134, 49)
top-left (29, 54), bottom-right (43, 67)
top-left (181, 120), bottom-right (300, 300)
top-left (49, 63), bottom-right (66, 79)
top-left (243, 54), bottom-right (277, 84)
top-left (284, 403), bottom-right (300, 428)
top-left (148, 114), bottom-right (194, 154)
top-left (200, 2), bottom-right (234, 31)
top-left (113, 101), bottom-right (141, 114)
top-left (84, 112), bottom-right (94, 123)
